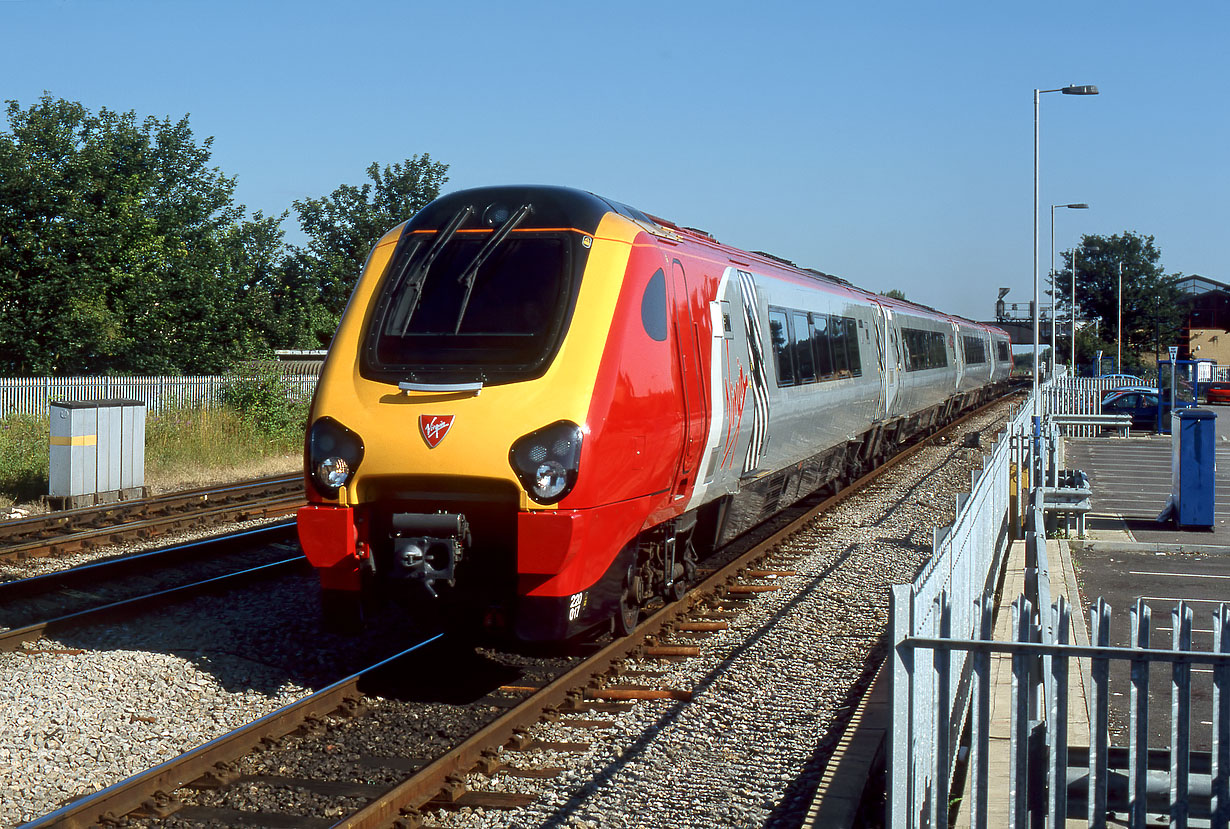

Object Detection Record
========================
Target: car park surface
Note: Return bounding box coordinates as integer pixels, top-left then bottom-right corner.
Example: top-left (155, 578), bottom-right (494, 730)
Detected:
top-left (1063, 412), bottom-right (1230, 752)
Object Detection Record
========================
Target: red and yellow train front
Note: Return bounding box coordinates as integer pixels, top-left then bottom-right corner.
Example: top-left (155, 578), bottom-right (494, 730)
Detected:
top-left (296, 186), bottom-right (694, 639)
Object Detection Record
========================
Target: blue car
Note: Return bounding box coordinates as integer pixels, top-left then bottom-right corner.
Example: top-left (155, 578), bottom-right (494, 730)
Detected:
top-left (1099, 373), bottom-right (1144, 385)
top-left (1101, 388), bottom-right (1171, 430)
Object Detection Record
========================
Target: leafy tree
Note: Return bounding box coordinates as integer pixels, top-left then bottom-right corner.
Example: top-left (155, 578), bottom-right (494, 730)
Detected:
top-left (881, 289), bottom-right (907, 301)
top-left (1052, 231), bottom-right (1183, 370)
top-left (0, 94), bottom-right (278, 375)
top-left (291, 157), bottom-right (449, 344)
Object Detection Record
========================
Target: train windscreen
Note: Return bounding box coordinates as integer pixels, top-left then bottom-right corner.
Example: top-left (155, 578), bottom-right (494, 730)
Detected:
top-left (362, 227), bottom-right (582, 384)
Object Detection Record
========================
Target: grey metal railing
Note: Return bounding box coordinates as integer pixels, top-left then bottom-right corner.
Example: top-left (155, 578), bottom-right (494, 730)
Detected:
top-left (889, 400), bottom-right (1028, 827)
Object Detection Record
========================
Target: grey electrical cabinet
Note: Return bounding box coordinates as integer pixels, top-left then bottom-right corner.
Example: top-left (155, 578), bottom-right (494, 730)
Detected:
top-left (48, 399), bottom-right (147, 508)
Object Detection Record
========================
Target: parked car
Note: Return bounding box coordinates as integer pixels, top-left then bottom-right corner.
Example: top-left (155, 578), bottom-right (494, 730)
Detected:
top-left (1101, 388), bottom-right (1171, 430)
top-left (1100, 384), bottom-right (1155, 401)
top-left (1099, 373), bottom-right (1144, 385)
top-left (1205, 382), bottom-right (1230, 404)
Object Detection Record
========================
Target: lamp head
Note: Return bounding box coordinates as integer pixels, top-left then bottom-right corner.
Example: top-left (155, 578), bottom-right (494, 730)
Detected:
top-left (1062, 85), bottom-right (1099, 95)
top-left (1067, 203), bottom-right (1090, 209)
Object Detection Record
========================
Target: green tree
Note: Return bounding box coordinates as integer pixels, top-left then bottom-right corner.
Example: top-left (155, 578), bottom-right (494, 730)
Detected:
top-left (1053, 231), bottom-right (1183, 370)
top-left (290, 157), bottom-right (449, 344)
top-left (881, 289), bottom-right (907, 301)
top-left (0, 94), bottom-right (280, 375)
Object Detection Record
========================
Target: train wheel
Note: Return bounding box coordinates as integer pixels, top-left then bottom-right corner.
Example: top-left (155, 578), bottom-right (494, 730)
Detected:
top-left (614, 571), bottom-right (641, 637)
top-left (320, 589), bottom-right (364, 635)
top-left (667, 563), bottom-right (687, 602)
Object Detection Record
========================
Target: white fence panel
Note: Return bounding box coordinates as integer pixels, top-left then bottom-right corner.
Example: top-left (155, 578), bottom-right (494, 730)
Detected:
top-left (0, 373), bottom-right (319, 418)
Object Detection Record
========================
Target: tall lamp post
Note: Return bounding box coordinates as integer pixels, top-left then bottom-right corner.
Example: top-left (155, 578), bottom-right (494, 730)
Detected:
top-left (1071, 247), bottom-right (1080, 370)
top-left (1051, 202), bottom-right (1089, 371)
top-left (1033, 83), bottom-right (1098, 415)
top-left (1117, 260), bottom-right (1123, 372)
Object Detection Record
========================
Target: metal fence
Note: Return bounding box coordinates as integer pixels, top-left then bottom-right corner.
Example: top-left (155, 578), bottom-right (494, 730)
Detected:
top-left (1042, 376), bottom-right (1138, 437)
top-left (890, 380), bottom-right (1230, 828)
top-left (0, 372), bottom-right (320, 418)
top-left (889, 398), bottom-right (1030, 828)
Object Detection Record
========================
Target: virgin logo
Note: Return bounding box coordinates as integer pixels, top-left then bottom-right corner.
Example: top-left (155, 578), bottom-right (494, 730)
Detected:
top-left (419, 415), bottom-right (455, 448)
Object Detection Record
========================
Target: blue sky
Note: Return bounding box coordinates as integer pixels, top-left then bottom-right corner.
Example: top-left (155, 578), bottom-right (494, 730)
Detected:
top-left (3, 0), bottom-right (1227, 324)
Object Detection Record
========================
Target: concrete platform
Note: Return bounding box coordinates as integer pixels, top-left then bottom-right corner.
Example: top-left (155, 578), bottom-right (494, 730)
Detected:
top-left (957, 538), bottom-right (1092, 828)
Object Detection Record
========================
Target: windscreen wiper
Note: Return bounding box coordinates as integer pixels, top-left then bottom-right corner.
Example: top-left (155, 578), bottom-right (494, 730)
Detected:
top-left (452, 203), bottom-right (533, 334)
top-left (392, 205), bottom-right (474, 336)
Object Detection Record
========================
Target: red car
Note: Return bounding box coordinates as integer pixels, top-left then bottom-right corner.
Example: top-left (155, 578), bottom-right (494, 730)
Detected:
top-left (1205, 382), bottom-right (1230, 404)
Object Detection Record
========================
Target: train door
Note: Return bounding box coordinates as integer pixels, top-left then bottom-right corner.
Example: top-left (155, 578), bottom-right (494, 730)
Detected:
top-left (951, 322), bottom-right (964, 390)
top-left (671, 259), bottom-right (707, 499)
top-left (874, 304), bottom-right (902, 419)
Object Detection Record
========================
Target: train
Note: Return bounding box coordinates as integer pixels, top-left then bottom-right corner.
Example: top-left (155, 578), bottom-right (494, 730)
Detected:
top-left (296, 185), bottom-right (1012, 640)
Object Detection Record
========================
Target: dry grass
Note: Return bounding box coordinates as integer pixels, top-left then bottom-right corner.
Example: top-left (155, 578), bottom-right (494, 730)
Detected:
top-left (1, 406), bottom-right (305, 515)
top-left (145, 453), bottom-right (301, 495)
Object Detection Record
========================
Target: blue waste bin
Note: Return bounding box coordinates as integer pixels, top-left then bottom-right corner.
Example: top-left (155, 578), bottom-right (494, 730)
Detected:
top-left (1168, 408), bottom-right (1217, 528)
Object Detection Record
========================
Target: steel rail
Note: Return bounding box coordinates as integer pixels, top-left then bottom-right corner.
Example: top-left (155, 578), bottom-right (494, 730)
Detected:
top-left (1, 494), bottom-right (302, 562)
top-left (0, 522), bottom-right (296, 608)
top-left (0, 555), bottom-right (306, 653)
top-left (18, 635), bottom-right (445, 829)
top-left (0, 474), bottom-right (302, 555)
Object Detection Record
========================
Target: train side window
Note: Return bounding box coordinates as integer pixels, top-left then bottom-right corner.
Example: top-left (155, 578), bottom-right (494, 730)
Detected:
top-left (844, 317), bottom-right (862, 376)
top-left (769, 309), bottom-right (795, 386)
top-left (792, 311), bottom-right (816, 383)
top-left (641, 269), bottom-right (668, 342)
top-left (930, 332), bottom-right (947, 367)
top-left (811, 315), bottom-right (834, 379)
top-left (963, 335), bottom-right (987, 364)
top-left (831, 314), bottom-right (850, 376)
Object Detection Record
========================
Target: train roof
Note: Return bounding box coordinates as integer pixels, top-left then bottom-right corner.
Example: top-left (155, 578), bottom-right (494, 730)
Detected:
top-left (420, 186), bottom-right (1007, 337)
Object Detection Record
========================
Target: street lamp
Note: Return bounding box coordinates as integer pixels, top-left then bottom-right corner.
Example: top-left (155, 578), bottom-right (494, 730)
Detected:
top-left (1033, 83), bottom-right (1098, 414)
top-left (1071, 247), bottom-right (1080, 370)
top-left (1118, 260), bottom-right (1123, 372)
top-left (1051, 202), bottom-right (1089, 370)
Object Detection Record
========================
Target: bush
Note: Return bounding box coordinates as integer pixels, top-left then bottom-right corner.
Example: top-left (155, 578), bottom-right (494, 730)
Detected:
top-left (219, 367), bottom-right (310, 445)
top-left (0, 413), bottom-right (48, 506)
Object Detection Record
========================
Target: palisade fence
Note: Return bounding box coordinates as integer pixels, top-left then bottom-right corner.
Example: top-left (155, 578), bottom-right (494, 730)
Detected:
top-left (0, 370), bottom-right (320, 418)
top-left (890, 378), bottom-right (1230, 829)
top-left (889, 392), bottom-right (1033, 828)
top-left (1041, 376), bottom-right (1141, 437)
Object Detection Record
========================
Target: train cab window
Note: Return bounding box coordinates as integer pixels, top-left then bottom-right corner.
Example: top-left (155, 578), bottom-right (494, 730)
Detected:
top-left (769, 309), bottom-right (795, 386)
top-left (792, 311), bottom-right (816, 383)
top-left (363, 228), bottom-right (582, 384)
top-left (997, 340), bottom-right (1011, 362)
top-left (641, 269), bottom-right (668, 341)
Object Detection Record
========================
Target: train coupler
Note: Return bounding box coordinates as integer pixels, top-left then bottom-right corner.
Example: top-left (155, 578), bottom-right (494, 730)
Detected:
top-left (387, 512), bottom-right (471, 598)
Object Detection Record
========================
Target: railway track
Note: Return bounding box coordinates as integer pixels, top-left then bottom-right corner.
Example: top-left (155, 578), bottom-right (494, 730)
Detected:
top-left (0, 523), bottom-right (302, 652)
top-left (19, 395), bottom-right (1017, 829)
top-left (0, 474), bottom-right (303, 564)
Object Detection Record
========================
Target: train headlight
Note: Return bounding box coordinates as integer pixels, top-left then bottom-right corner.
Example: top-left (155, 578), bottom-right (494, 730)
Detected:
top-left (308, 417), bottom-right (365, 498)
top-left (316, 456), bottom-right (350, 488)
top-left (510, 421), bottom-right (583, 505)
